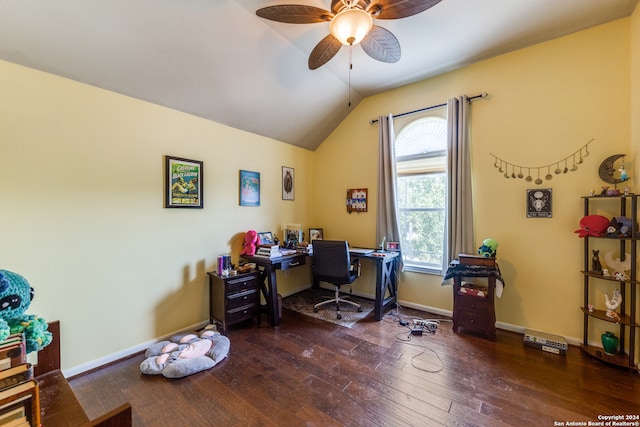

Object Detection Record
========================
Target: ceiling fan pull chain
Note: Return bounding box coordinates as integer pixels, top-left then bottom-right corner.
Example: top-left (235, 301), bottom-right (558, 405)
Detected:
top-left (348, 45), bottom-right (353, 107)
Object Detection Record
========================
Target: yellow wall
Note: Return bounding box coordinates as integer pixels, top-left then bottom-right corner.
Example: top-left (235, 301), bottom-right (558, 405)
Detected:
top-left (1, 14), bottom-right (638, 374)
top-left (314, 18), bottom-right (633, 344)
top-left (0, 61), bottom-right (314, 373)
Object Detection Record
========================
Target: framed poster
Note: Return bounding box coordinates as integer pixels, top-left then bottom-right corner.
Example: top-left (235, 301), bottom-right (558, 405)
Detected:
top-left (165, 156), bottom-right (203, 208)
top-left (239, 170), bottom-right (260, 206)
top-left (346, 188), bottom-right (368, 213)
top-left (526, 188), bottom-right (552, 218)
top-left (282, 166), bottom-right (294, 200)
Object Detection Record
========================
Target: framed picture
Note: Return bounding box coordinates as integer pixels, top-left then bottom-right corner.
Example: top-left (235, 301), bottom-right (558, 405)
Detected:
top-left (164, 155), bottom-right (203, 208)
top-left (526, 188), bottom-right (552, 218)
top-left (386, 241), bottom-right (400, 252)
top-left (346, 188), bottom-right (368, 213)
top-left (309, 228), bottom-right (323, 241)
top-left (258, 231), bottom-right (274, 245)
top-left (282, 166), bottom-right (294, 200)
top-left (239, 170), bottom-right (260, 206)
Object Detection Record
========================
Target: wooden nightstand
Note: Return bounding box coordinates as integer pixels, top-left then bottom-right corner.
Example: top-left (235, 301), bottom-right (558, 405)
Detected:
top-left (452, 273), bottom-right (496, 340)
top-left (449, 255), bottom-right (498, 341)
top-left (207, 270), bottom-right (260, 334)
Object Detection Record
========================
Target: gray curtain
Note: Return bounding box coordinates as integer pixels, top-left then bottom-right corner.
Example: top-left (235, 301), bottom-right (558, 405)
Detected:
top-left (377, 114), bottom-right (403, 269)
top-left (444, 96), bottom-right (475, 270)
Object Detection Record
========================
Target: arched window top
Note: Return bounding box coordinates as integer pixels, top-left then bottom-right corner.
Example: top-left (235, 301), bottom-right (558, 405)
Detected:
top-left (395, 117), bottom-right (447, 160)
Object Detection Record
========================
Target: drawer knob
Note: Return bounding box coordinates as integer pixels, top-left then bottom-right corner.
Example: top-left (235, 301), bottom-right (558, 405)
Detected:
top-left (470, 304), bottom-right (475, 308)
top-left (470, 319), bottom-right (475, 324)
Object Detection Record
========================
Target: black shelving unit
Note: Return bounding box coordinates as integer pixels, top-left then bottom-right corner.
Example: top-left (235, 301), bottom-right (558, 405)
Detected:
top-left (581, 194), bottom-right (638, 371)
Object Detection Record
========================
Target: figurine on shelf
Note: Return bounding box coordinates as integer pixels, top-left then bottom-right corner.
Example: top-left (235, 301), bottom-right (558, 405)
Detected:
top-left (604, 251), bottom-right (632, 277)
top-left (591, 250), bottom-right (603, 274)
top-left (605, 289), bottom-right (622, 322)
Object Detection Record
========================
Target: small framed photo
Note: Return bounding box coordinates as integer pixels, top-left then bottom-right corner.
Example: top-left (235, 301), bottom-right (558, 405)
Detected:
top-left (165, 155), bottom-right (203, 208)
top-left (386, 241), bottom-right (400, 252)
top-left (282, 166), bottom-right (294, 200)
top-left (258, 232), bottom-right (274, 245)
top-left (309, 228), bottom-right (323, 241)
top-left (239, 170), bottom-right (260, 207)
top-left (526, 188), bottom-right (552, 218)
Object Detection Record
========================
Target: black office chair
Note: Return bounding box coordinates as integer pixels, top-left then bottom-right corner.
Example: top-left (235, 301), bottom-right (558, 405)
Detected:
top-left (312, 240), bottom-right (362, 319)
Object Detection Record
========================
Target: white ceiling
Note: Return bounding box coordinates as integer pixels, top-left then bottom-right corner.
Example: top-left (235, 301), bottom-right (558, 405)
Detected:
top-left (0, 0), bottom-right (638, 150)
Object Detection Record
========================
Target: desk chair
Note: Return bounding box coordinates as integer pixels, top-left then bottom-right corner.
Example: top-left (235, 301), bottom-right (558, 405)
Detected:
top-left (312, 240), bottom-right (362, 319)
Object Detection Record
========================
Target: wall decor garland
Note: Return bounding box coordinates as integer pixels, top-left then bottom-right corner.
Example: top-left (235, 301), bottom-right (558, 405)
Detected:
top-left (490, 138), bottom-right (594, 185)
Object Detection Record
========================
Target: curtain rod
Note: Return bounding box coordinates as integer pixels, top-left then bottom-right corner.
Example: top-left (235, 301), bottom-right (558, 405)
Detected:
top-left (369, 92), bottom-right (488, 125)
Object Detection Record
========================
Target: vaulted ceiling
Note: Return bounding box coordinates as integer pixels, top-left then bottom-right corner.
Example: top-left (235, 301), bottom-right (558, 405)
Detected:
top-left (1, 0), bottom-right (638, 150)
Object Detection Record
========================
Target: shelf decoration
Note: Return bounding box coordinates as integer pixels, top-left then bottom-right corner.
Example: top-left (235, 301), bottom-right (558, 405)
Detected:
top-left (490, 138), bottom-right (594, 185)
top-left (598, 154), bottom-right (630, 186)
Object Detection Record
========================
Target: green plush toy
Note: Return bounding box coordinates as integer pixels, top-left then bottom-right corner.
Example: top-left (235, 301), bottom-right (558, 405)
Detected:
top-left (0, 270), bottom-right (52, 353)
top-left (477, 238), bottom-right (499, 258)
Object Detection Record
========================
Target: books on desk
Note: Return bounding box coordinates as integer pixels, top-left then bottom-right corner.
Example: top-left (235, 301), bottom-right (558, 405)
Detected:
top-left (254, 246), bottom-right (298, 258)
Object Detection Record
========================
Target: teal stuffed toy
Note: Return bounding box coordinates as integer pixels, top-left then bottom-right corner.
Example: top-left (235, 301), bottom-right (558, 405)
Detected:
top-left (478, 238), bottom-right (499, 258)
top-left (0, 270), bottom-right (52, 353)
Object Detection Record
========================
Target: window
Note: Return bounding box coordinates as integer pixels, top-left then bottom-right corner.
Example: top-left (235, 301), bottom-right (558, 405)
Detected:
top-left (395, 116), bottom-right (447, 273)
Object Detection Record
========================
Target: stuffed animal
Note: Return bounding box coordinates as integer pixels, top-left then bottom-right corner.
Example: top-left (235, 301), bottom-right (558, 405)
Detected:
top-left (477, 238), bottom-right (498, 258)
top-left (240, 229), bottom-right (260, 256)
top-left (140, 329), bottom-right (230, 378)
top-left (574, 215), bottom-right (610, 238)
top-left (0, 270), bottom-right (52, 353)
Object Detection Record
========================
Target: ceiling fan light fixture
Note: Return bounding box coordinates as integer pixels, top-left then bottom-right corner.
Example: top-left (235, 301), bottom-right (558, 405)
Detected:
top-left (329, 7), bottom-right (372, 46)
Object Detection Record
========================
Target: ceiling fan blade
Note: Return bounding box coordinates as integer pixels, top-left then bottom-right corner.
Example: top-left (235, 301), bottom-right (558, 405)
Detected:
top-left (256, 4), bottom-right (333, 24)
top-left (308, 34), bottom-right (342, 70)
top-left (360, 25), bottom-right (400, 63)
top-left (367, 0), bottom-right (442, 20)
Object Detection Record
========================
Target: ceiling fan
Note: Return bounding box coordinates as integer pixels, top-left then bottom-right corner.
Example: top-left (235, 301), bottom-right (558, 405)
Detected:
top-left (256, 0), bottom-right (442, 70)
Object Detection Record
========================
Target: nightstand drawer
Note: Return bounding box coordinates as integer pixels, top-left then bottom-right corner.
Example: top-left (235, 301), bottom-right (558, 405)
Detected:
top-left (227, 304), bottom-right (257, 324)
top-left (456, 296), bottom-right (490, 311)
top-left (227, 288), bottom-right (258, 311)
top-left (226, 275), bottom-right (258, 293)
top-left (454, 310), bottom-right (492, 328)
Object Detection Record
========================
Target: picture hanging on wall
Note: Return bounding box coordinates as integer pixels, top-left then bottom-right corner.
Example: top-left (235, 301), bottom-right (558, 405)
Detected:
top-left (526, 188), bottom-right (552, 218)
top-left (346, 188), bottom-right (368, 213)
top-left (164, 155), bottom-right (203, 208)
top-left (239, 170), bottom-right (260, 207)
top-left (282, 166), bottom-right (294, 200)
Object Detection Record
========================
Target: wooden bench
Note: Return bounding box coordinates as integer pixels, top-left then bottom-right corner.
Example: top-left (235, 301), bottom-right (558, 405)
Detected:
top-left (35, 321), bottom-right (132, 427)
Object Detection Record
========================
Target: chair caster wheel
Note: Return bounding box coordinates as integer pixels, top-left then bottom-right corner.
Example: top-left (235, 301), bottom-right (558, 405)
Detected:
top-left (337, 314), bottom-right (342, 320)
top-left (357, 307), bottom-right (362, 312)
top-left (313, 308), bottom-right (319, 313)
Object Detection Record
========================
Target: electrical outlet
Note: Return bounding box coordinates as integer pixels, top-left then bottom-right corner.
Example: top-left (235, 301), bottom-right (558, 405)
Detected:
top-left (413, 319), bottom-right (428, 326)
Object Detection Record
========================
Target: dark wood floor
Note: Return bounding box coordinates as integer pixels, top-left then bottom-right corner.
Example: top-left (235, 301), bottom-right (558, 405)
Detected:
top-left (69, 306), bottom-right (640, 426)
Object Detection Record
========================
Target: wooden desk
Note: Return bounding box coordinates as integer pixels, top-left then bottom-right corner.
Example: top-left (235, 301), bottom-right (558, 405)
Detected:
top-left (243, 253), bottom-right (306, 327)
top-left (244, 250), bottom-right (399, 326)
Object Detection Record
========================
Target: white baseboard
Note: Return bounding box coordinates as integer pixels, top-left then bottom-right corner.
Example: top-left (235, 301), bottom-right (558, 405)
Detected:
top-left (398, 299), bottom-right (583, 346)
top-left (63, 320), bottom-right (210, 378)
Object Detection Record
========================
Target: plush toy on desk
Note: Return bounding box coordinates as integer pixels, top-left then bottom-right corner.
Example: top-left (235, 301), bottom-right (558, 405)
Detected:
top-left (140, 329), bottom-right (230, 378)
top-left (477, 238), bottom-right (499, 258)
top-left (0, 270), bottom-right (52, 353)
top-left (240, 229), bottom-right (260, 256)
